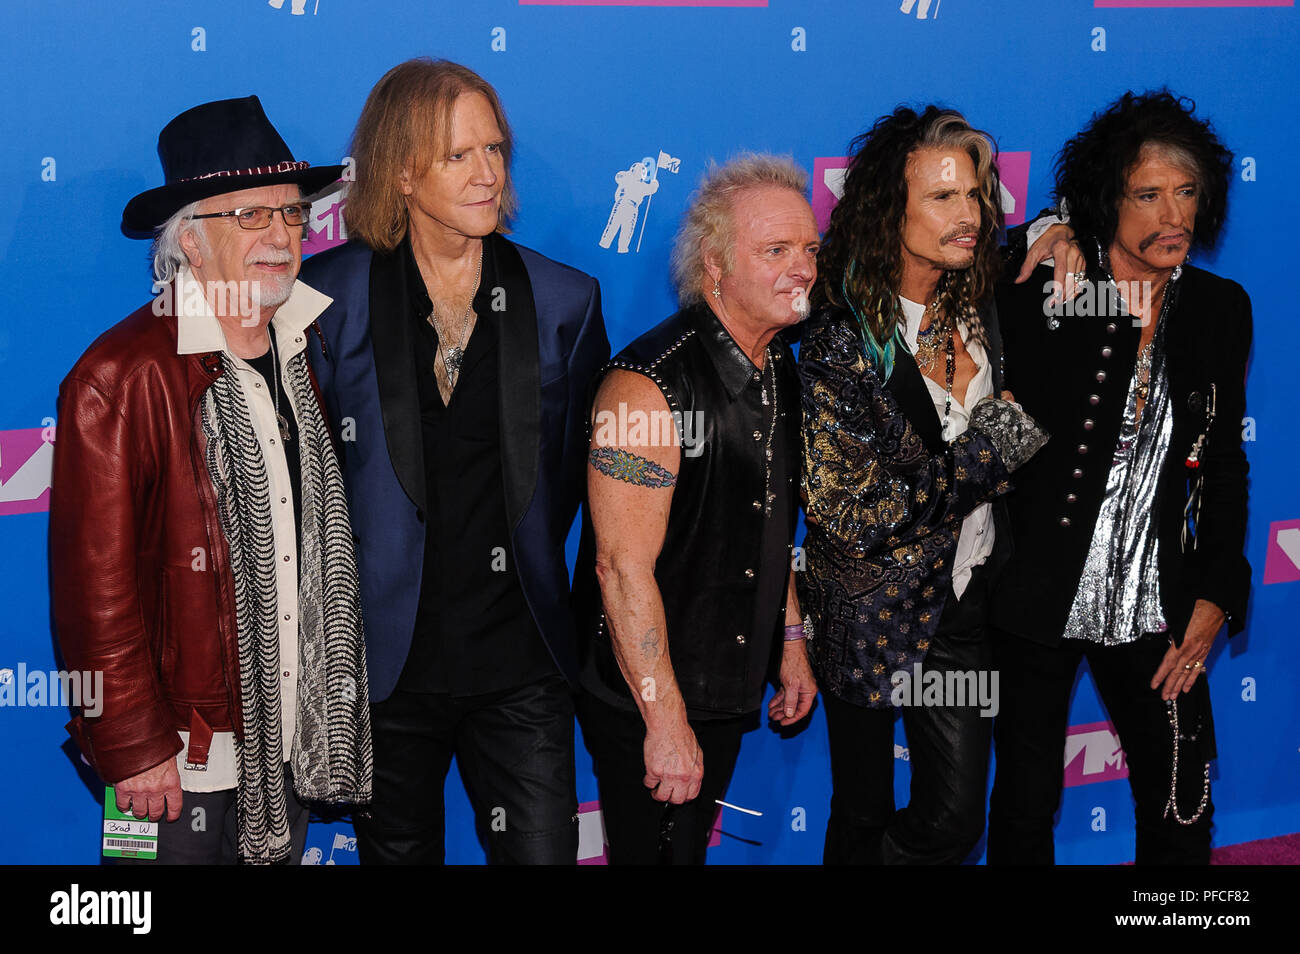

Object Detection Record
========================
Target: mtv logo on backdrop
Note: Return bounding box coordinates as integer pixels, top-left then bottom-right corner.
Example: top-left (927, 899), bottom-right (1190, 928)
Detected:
top-left (811, 157), bottom-right (850, 234)
top-left (995, 151), bottom-right (1031, 226)
top-left (1263, 519), bottom-right (1300, 585)
top-left (577, 801), bottom-right (608, 864)
top-left (302, 185), bottom-right (350, 257)
top-left (301, 830), bottom-right (357, 865)
top-left (812, 151), bottom-right (1030, 232)
top-left (1063, 720), bottom-right (1128, 787)
top-left (0, 428), bottom-right (53, 517)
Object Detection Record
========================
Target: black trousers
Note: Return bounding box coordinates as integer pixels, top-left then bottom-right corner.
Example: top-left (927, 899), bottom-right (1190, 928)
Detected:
top-left (822, 566), bottom-right (994, 865)
top-left (988, 629), bottom-right (1215, 865)
top-left (356, 673), bottom-right (579, 865)
top-left (115, 764), bottom-right (309, 865)
top-left (576, 690), bottom-right (747, 865)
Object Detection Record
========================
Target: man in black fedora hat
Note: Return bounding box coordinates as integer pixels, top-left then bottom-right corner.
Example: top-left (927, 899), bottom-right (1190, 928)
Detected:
top-left (50, 95), bottom-right (373, 864)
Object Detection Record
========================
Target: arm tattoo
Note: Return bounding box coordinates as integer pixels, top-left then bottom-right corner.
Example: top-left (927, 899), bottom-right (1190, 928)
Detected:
top-left (589, 446), bottom-right (677, 488)
top-left (637, 626), bottom-right (660, 658)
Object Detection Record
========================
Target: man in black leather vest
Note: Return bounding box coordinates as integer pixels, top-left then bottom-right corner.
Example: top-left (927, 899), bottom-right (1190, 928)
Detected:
top-left (572, 155), bottom-right (820, 864)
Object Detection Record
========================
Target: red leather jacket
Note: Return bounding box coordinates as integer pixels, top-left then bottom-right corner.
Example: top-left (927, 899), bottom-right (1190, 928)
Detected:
top-left (50, 295), bottom-right (327, 785)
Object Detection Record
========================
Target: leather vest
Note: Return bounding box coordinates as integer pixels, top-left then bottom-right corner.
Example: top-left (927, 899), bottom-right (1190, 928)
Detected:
top-left (574, 304), bottom-right (801, 714)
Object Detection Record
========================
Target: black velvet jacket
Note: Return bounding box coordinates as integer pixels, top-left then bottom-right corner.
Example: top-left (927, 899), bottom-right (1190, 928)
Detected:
top-left (991, 261), bottom-right (1252, 646)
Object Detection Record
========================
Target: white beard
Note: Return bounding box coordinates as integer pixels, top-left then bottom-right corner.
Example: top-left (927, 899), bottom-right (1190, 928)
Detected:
top-left (249, 273), bottom-right (294, 310)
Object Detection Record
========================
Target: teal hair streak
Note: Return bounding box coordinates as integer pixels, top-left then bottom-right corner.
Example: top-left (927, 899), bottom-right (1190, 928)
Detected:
top-left (842, 263), bottom-right (907, 383)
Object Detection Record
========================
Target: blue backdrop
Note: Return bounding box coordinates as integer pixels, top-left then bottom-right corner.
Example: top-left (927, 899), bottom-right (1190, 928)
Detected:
top-left (1, 0), bottom-right (1297, 865)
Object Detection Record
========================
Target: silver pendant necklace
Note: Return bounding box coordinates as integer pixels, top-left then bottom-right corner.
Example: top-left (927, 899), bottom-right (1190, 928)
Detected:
top-left (427, 245), bottom-right (484, 388)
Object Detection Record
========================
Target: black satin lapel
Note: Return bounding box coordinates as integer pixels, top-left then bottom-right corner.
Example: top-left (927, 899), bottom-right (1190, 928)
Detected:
top-left (368, 248), bottom-right (426, 511)
top-left (490, 236), bottom-right (541, 531)
top-left (886, 349), bottom-right (946, 455)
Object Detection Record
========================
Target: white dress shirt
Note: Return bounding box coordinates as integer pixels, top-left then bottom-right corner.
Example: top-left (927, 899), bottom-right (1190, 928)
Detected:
top-left (900, 296), bottom-right (995, 600)
top-left (171, 266), bottom-right (330, 792)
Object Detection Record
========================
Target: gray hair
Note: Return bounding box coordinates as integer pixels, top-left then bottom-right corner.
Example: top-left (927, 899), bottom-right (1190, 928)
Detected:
top-left (150, 200), bottom-right (201, 284)
top-left (670, 153), bottom-right (809, 306)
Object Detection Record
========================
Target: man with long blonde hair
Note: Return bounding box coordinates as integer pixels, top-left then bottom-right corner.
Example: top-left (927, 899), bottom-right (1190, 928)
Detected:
top-left (301, 58), bottom-right (609, 864)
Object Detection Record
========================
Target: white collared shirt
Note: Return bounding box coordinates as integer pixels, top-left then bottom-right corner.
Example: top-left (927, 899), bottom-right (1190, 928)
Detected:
top-left (900, 296), bottom-right (995, 600)
top-left (172, 266), bottom-right (331, 792)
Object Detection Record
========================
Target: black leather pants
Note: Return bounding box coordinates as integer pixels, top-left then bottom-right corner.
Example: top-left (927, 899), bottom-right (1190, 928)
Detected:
top-left (355, 674), bottom-right (579, 864)
top-left (822, 567), bottom-right (994, 865)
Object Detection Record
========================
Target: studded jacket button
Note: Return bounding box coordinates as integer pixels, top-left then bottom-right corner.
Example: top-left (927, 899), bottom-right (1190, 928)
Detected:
top-left (1059, 517), bottom-right (1072, 527)
top-left (1083, 419), bottom-right (1095, 430)
top-left (1073, 468), bottom-right (1084, 479)
top-left (1095, 371), bottom-right (1107, 383)
top-left (1101, 346), bottom-right (1113, 358)
top-left (735, 634), bottom-right (746, 645)
top-left (1066, 492), bottom-right (1078, 503)
top-left (1077, 444), bottom-right (1088, 455)
top-left (1089, 394), bottom-right (1101, 405)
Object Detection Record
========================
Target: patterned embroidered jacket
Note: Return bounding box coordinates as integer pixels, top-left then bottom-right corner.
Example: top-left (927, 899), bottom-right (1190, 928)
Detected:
top-left (797, 306), bottom-right (1012, 708)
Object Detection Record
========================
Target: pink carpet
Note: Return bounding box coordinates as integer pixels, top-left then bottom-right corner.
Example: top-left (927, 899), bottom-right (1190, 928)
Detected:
top-left (1210, 832), bottom-right (1300, 864)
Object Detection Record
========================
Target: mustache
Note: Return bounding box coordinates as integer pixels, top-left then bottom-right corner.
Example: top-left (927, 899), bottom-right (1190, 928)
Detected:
top-left (1138, 228), bottom-right (1192, 252)
top-left (246, 251), bottom-right (296, 266)
top-left (941, 227), bottom-right (979, 244)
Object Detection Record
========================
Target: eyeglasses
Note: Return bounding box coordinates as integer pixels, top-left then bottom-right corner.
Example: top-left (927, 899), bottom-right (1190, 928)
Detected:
top-left (188, 202), bottom-right (314, 230)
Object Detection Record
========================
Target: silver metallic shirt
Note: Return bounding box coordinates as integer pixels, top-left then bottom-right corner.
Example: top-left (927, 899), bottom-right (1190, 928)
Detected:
top-left (1063, 293), bottom-right (1175, 644)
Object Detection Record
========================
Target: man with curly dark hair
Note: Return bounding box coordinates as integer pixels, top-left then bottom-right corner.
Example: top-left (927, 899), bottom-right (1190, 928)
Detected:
top-left (798, 105), bottom-right (1051, 864)
top-left (988, 90), bottom-right (1252, 865)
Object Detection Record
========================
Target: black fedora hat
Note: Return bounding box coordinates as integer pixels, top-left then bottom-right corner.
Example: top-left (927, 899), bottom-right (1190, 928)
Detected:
top-left (121, 95), bottom-right (343, 236)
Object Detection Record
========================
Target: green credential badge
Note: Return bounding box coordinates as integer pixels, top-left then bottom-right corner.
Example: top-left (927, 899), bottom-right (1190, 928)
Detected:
top-left (102, 786), bottom-right (159, 860)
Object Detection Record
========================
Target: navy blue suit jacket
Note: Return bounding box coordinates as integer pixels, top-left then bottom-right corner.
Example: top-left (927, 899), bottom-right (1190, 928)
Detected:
top-left (300, 235), bottom-right (609, 702)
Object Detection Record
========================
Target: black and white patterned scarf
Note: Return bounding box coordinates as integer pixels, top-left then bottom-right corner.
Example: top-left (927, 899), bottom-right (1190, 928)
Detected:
top-left (200, 345), bottom-right (372, 864)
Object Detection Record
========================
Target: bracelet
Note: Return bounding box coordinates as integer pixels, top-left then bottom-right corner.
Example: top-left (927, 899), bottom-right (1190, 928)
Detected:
top-left (783, 622), bottom-right (806, 642)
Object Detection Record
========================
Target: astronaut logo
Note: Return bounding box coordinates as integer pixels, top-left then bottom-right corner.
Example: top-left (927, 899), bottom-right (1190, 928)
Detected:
top-left (267, 0), bottom-right (317, 16)
top-left (899, 0), bottom-right (940, 19)
top-left (599, 151), bottom-right (680, 255)
top-left (301, 832), bottom-right (357, 864)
